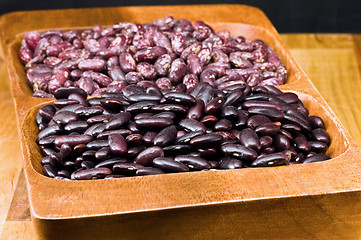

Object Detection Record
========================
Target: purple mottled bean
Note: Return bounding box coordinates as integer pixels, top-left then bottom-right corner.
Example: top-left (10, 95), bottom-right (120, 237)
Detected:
top-left (136, 62), bottom-right (157, 79)
top-left (168, 58), bottom-right (187, 84)
top-left (172, 32), bottom-right (185, 55)
top-left (119, 53), bottom-right (136, 73)
top-left (154, 54), bottom-right (172, 77)
top-left (187, 54), bottom-right (203, 75)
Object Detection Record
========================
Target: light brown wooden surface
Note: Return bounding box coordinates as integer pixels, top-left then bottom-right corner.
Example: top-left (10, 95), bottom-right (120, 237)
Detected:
top-left (1, 7), bottom-right (361, 239)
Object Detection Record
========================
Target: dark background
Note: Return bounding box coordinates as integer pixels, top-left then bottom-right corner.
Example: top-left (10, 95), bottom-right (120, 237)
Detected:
top-left (0, 0), bottom-right (360, 33)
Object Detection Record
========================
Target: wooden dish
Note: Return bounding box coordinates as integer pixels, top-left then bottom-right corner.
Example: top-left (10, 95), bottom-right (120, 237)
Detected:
top-left (1, 4), bottom-right (361, 240)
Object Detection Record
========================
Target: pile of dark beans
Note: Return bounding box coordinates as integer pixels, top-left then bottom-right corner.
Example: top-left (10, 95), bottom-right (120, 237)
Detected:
top-left (36, 83), bottom-right (331, 180)
top-left (20, 16), bottom-right (287, 98)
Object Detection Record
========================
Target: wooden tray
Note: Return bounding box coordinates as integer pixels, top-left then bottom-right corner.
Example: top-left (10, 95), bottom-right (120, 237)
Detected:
top-left (1, 4), bottom-right (361, 240)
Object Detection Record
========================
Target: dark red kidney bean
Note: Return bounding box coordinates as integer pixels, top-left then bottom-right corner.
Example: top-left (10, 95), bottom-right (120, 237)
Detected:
top-left (255, 123), bottom-right (280, 136)
top-left (96, 129), bottom-right (132, 140)
top-left (104, 174), bottom-right (127, 179)
top-left (121, 85), bottom-right (144, 98)
top-left (219, 157), bottom-right (243, 169)
top-left (41, 155), bottom-right (56, 167)
top-left (119, 52), bottom-right (136, 73)
top-left (309, 116), bottom-right (325, 129)
top-left (248, 107), bottom-right (284, 121)
top-left (151, 104), bottom-right (188, 114)
top-left (279, 129), bottom-right (293, 140)
top-left (187, 99), bottom-right (204, 120)
top-left (86, 140), bottom-right (109, 150)
top-left (221, 144), bottom-right (258, 161)
top-left (52, 111), bottom-right (79, 125)
top-left (244, 93), bottom-right (271, 102)
top-left (84, 123), bottom-right (104, 137)
top-left (135, 117), bottom-right (173, 129)
top-left (74, 167), bottom-right (112, 180)
top-left (57, 170), bottom-right (71, 179)
top-left (189, 133), bottom-right (223, 148)
top-left (163, 144), bottom-right (192, 155)
top-left (247, 115), bottom-right (272, 129)
top-left (251, 153), bottom-right (289, 167)
top-left (273, 134), bottom-right (290, 151)
top-left (37, 124), bottom-right (62, 142)
top-left (177, 130), bottom-right (186, 139)
top-left (95, 158), bottom-right (128, 168)
top-left (43, 164), bottom-right (57, 178)
top-left (68, 93), bottom-right (88, 107)
top-left (53, 87), bottom-right (87, 100)
top-left (175, 155), bottom-right (211, 170)
top-left (143, 131), bottom-right (158, 145)
top-left (284, 113), bottom-right (312, 132)
top-left (74, 107), bottom-right (103, 117)
top-left (126, 134), bottom-right (143, 145)
top-left (73, 144), bottom-right (87, 155)
top-left (294, 136), bottom-right (311, 153)
top-left (179, 119), bottom-right (206, 132)
top-left (153, 111), bottom-right (177, 120)
top-left (311, 128), bottom-right (331, 145)
top-left (196, 84), bottom-right (213, 105)
top-left (127, 120), bottom-right (142, 134)
top-left (81, 161), bottom-right (95, 169)
top-left (215, 131), bottom-right (237, 141)
top-left (136, 167), bottom-right (165, 176)
top-left (54, 134), bottom-right (93, 147)
top-left (95, 147), bottom-right (112, 161)
top-left (152, 157), bottom-right (189, 172)
top-left (302, 154), bottom-right (330, 164)
top-left (233, 111), bottom-right (248, 129)
top-left (164, 92), bottom-right (196, 105)
top-left (86, 115), bottom-right (113, 125)
top-left (242, 100), bottom-right (283, 111)
top-left (204, 97), bottom-right (224, 115)
top-left (127, 94), bottom-right (161, 103)
top-left (281, 124), bottom-right (301, 135)
top-left (221, 106), bottom-right (238, 119)
top-left (276, 92), bottom-right (299, 104)
top-left (126, 101), bottom-right (158, 113)
top-left (134, 146), bottom-right (164, 166)
top-left (38, 105), bottom-right (56, 122)
top-left (146, 86), bottom-right (163, 97)
top-left (104, 112), bottom-right (131, 130)
top-left (134, 113), bottom-right (154, 120)
top-left (153, 125), bottom-right (177, 147)
top-left (201, 115), bottom-right (218, 127)
top-left (64, 121), bottom-right (89, 133)
top-left (259, 136), bottom-right (273, 149)
top-left (108, 133), bottom-right (127, 156)
top-left (50, 152), bottom-right (62, 166)
top-left (239, 128), bottom-right (261, 152)
top-left (168, 58), bottom-right (187, 84)
top-left (309, 141), bottom-right (328, 154)
top-left (126, 146), bottom-right (145, 159)
top-left (214, 119), bottom-right (233, 131)
top-left (176, 130), bottom-right (204, 144)
top-left (154, 54), bottom-right (172, 77)
top-left (197, 148), bottom-right (219, 159)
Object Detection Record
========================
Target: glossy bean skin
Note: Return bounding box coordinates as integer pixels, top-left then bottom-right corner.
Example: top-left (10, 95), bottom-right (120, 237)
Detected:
top-left (108, 133), bottom-right (127, 155)
top-left (187, 99), bottom-right (204, 120)
top-left (153, 157), bottom-right (189, 172)
top-left (74, 168), bottom-right (112, 180)
top-left (239, 128), bottom-right (261, 152)
top-left (134, 146), bottom-right (164, 166)
top-left (221, 144), bottom-right (258, 161)
top-left (174, 155), bottom-right (211, 170)
top-left (54, 134), bottom-right (93, 147)
top-left (189, 133), bottom-right (223, 148)
top-left (302, 154), bottom-right (330, 163)
top-left (136, 167), bottom-right (165, 176)
top-left (219, 157), bottom-right (243, 169)
top-left (179, 119), bottom-right (206, 132)
top-left (113, 163), bottom-right (144, 175)
top-left (135, 117), bottom-right (173, 129)
top-left (251, 153), bottom-right (289, 167)
top-left (153, 125), bottom-right (177, 147)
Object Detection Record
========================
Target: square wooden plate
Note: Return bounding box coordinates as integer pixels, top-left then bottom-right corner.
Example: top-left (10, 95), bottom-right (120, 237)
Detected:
top-left (1, 4), bottom-right (361, 240)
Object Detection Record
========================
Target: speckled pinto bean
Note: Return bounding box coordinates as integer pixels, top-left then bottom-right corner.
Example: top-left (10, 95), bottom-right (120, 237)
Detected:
top-left (35, 62), bottom-right (330, 180)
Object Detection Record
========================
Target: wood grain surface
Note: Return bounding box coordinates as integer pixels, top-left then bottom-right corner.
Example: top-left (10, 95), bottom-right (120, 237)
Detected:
top-left (1, 14), bottom-right (361, 239)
